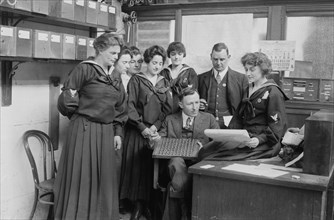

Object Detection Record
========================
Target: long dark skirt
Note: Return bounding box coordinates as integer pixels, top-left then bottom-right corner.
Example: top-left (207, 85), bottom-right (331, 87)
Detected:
top-left (198, 140), bottom-right (279, 161)
top-left (119, 124), bottom-right (153, 202)
top-left (54, 114), bottom-right (119, 220)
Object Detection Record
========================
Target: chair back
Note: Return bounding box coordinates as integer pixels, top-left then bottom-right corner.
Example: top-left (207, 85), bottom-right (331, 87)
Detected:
top-left (23, 130), bottom-right (56, 187)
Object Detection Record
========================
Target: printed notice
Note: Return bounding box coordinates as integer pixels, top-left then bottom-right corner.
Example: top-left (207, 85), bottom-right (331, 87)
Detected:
top-left (1, 27), bottom-right (14, 36)
top-left (38, 33), bottom-right (48, 41)
top-left (18, 30), bottom-right (30, 39)
top-left (78, 38), bottom-right (87, 46)
top-left (109, 6), bottom-right (116, 14)
top-left (65, 36), bottom-right (74, 44)
top-left (76, 0), bottom-right (84, 6)
top-left (258, 41), bottom-right (296, 71)
top-left (51, 35), bottom-right (61, 43)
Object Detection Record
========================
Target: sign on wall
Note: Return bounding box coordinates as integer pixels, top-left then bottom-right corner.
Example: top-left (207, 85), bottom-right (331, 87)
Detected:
top-left (258, 40), bottom-right (296, 71)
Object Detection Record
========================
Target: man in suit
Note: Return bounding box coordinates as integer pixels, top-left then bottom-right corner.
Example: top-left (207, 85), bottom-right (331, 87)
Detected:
top-left (158, 88), bottom-right (219, 220)
top-left (198, 42), bottom-right (248, 128)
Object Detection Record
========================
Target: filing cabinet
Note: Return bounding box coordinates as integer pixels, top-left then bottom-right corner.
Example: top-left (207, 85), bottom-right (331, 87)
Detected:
top-left (33, 30), bottom-right (50, 58)
top-left (108, 5), bottom-right (116, 28)
top-left (86, 0), bottom-right (98, 24)
top-left (14, 0), bottom-right (31, 11)
top-left (76, 36), bottom-right (87, 60)
top-left (32, 0), bottom-right (49, 15)
top-left (62, 34), bottom-right (76, 60)
top-left (16, 27), bottom-right (33, 57)
top-left (50, 32), bottom-right (63, 59)
top-left (49, 0), bottom-right (75, 20)
top-left (74, 0), bottom-right (86, 23)
top-left (98, 2), bottom-right (109, 27)
top-left (0, 25), bottom-right (17, 56)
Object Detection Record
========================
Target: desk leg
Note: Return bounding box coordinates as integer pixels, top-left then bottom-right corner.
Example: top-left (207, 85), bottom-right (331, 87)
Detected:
top-left (154, 159), bottom-right (159, 189)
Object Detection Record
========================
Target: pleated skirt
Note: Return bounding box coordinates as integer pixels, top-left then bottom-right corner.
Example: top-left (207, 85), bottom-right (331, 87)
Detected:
top-left (54, 114), bottom-right (119, 220)
top-left (119, 124), bottom-right (153, 202)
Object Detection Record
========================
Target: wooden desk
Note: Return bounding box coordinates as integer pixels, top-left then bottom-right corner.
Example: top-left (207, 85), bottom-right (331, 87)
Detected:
top-left (189, 160), bottom-right (333, 220)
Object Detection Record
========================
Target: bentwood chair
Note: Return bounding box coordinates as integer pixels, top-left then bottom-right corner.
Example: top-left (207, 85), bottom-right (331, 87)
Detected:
top-left (22, 130), bottom-right (57, 220)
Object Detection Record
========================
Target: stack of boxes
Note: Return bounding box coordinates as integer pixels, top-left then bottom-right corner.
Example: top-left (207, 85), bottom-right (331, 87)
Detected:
top-left (0, 0), bottom-right (117, 60)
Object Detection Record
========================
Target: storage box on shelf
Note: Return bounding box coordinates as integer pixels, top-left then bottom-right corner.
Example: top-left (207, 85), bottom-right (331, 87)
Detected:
top-left (76, 36), bottom-right (88, 60)
top-left (14, 0), bottom-right (31, 11)
top-left (74, 0), bottom-right (86, 23)
top-left (62, 34), bottom-right (76, 60)
top-left (0, 25), bottom-right (16, 56)
top-left (49, 0), bottom-right (75, 21)
top-left (50, 32), bottom-right (63, 59)
top-left (33, 30), bottom-right (51, 58)
top-left (16, 27), bottom-right (33, 57)
top-left (86, 0), bottom-right (98, 24)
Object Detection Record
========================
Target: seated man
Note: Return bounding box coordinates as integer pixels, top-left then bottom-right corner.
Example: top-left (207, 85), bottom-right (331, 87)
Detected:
top-left (158, 88), bottom-right (219, 220)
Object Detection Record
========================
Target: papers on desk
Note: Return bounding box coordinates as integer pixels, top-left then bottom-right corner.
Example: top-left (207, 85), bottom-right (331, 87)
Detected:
top-left (222, 163), bottom-right (289, 178)
top-left (200, 164), bottom-right (215, 169)
top-left (204, 129), bottom-right (251, 143)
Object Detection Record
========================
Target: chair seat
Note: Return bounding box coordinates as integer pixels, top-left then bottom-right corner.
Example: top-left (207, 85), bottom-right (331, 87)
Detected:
top-left (39, 178), bottom-right (55, 191)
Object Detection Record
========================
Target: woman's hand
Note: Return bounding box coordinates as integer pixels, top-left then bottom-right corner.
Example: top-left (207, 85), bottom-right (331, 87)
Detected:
top-left (114, 136), bottom-right (122, 150)
top-left (141, 128), bottom-right (152, 138)
top-left (149, 125), bottom-right (157, 133)
top-left (244, 137), bottom-right (259, 148)
top-left (199, 99), bottom-right (207, 110)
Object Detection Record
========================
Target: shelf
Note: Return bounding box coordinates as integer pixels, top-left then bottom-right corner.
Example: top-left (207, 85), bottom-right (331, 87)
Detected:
top-left (0, 6), bottom-right (116, 32)
top-left (0, 56), bottom-right (82, 64)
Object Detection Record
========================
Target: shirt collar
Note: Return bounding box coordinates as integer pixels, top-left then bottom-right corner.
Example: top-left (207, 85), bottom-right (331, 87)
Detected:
top-left (213, 67), bottom-right (228, 79)
top-left (182, 112), bottom-right (194, 127)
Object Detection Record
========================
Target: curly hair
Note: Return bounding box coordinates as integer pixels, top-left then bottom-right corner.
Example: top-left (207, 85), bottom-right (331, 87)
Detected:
top-left (241, 52), bottom-right (272, 76)
top-left (129, 46), bottom-right (141, 56)
top-left (93, 33), bottom-right (120, 54)
top-left (167, 42), bottom-right (186, 58)
top-left (143, 45), bottom-right (167, 64)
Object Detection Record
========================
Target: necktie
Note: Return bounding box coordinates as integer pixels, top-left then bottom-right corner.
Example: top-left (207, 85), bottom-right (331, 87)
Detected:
top-left (216, 73), bottom-right (222, 84)
top-left (185, 117), bottom-right (191, 129)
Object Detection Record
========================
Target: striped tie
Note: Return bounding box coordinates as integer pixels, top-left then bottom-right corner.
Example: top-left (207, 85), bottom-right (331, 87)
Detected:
top-left (216, 73), bottom-right (222, 84)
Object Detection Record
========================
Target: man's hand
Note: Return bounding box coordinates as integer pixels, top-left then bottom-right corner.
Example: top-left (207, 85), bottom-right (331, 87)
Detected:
top-left (199, 99), bottom-right (207, 110)
top-left (114, 136), bottom-right (122, 150)
top-left (244, 138), bottom-right (259, 148)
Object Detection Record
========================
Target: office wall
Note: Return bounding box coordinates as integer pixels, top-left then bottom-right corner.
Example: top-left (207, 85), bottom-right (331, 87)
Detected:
top-left (0, 20), bottom-right (86, 219)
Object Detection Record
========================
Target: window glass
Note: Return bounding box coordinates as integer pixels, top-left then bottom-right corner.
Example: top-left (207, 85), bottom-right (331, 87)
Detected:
top-left (136, 20), bottom-right (175, 51)
top-left (286, 16), bottom-right (334, 79)
top-left (181, 14), bottom-right (267, 74)
top-left (252, 17), bottom-right (268, 51)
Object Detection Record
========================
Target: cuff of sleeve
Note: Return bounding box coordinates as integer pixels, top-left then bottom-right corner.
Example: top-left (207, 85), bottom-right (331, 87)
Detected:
top-left (114, 125), bottom-right (123, 138)
top-left (138, 123), bottom-right (147, 132)
top-left (153, 120), bottom-right (162, 131)
top-left (256, 134), bottom-right (267, 145)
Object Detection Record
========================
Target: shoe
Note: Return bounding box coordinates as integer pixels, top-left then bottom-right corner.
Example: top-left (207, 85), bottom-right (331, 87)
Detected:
top-left (130, 201), bottom-right (143, 220)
